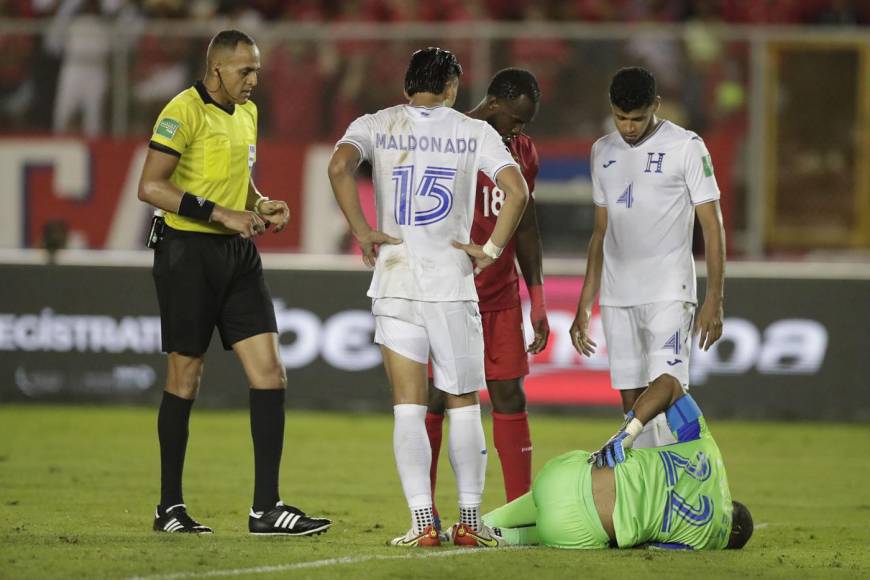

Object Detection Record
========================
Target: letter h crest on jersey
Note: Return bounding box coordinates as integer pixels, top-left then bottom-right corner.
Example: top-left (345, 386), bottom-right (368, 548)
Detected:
top-left (645, 152), bottom-right (666, 174)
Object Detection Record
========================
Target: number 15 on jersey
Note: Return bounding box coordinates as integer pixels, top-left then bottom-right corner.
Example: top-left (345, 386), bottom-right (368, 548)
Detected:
top-left (393, 165), bottom-right (457, 226)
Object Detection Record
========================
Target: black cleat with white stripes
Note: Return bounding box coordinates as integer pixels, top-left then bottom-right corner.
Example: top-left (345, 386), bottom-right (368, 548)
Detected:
top-left (153, 504), bottom-right (213, 534)
top-left (249, 501), bottom-right (331, 536)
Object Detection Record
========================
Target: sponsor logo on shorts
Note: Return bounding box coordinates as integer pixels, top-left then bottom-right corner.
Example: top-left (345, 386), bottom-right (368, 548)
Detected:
top-left (667, 358), bottom-right (683, 366)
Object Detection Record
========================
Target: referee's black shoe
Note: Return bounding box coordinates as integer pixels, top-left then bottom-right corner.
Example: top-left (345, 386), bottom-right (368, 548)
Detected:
top-left (153, 504), bottom-right (213, 534)
top-left (249, 501), bottom-right (332, 536)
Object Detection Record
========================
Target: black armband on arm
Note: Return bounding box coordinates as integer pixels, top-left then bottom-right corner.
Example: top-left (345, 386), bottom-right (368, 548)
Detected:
top-left (177, 192), bottom-right (216, 222)
top-left (148, 141), bottom-right (181, 158)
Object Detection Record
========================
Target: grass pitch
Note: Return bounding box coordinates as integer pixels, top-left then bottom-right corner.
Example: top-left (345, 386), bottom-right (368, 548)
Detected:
top-left (1, 405), bottom-right (868, 579)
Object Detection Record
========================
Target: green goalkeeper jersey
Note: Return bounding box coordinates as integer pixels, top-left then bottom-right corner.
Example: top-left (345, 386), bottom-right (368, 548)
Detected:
top-left (484, 396), bottom-right (734, 550)
top-left (613, 417), bottom-right (732, 550)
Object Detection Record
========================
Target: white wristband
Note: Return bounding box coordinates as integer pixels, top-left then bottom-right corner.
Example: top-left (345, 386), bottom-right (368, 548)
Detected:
top-left (482, 238), bottom-right (503, 260)
top-left (623, 418), bottom-right (644, 448)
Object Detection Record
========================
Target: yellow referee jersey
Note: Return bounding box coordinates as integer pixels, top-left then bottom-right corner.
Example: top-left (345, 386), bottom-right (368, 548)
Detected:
top-left (149, 82), bottom-right (257, 234)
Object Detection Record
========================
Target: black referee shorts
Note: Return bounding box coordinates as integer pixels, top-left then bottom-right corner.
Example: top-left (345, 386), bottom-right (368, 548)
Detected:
top-left (152, 226), bottom-right (278, 355)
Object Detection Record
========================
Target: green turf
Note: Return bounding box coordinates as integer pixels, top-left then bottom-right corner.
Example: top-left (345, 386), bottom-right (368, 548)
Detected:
top-left (0, 405), bottom-right (868, 579)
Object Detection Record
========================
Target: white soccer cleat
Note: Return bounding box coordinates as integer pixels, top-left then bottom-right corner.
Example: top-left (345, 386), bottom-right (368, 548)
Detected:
top-left (388, 525), bottom-right (441, 547)
top-left (447, 523), bottom-right (505, 548)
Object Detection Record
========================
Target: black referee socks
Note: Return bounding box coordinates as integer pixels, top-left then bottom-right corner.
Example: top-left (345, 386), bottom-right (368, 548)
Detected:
top-left (250, 388), bottom-right (286, 513)
top-left (158, 391), bottom-right (195, 509)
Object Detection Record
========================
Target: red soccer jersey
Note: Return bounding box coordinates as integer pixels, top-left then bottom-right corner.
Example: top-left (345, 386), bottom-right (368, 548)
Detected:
top-left (471, 134), bottom-right (540, 312)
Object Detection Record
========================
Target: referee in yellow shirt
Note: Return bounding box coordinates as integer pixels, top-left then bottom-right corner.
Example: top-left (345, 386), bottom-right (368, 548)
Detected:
top-left (137, 29), bottom-right (331, 536)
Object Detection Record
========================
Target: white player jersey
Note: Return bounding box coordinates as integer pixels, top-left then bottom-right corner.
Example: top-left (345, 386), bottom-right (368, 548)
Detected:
top-left (338, 104), bottom-right (518, 302)
top-left (591, 120), bottom-right (721, 306)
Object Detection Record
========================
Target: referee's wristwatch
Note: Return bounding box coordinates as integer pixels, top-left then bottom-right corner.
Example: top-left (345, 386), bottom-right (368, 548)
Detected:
top-left (253, 197), bottom-right (270, 215)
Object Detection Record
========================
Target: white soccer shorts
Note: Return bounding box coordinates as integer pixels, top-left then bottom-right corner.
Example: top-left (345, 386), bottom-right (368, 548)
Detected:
top-left (600, 301), bottom-right (694, 390)
top-left (372, 298), bottom-right (485, 395)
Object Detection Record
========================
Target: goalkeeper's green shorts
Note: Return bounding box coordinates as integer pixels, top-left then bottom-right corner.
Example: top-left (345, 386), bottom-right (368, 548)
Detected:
top-left (484, 450), bottom-right (611, 549)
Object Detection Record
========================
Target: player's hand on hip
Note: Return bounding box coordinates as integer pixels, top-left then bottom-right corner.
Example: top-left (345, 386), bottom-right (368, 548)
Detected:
top-left (694, 298), bottom-right (724, 351)
top-left (527, 317), bottom-right (549, 354)
top-left (212, 207), bottom-right (266, 239)
top-left (570, 313), bottom-right (597, 357)
top-left (452, 240), bottom-right (494, 275)
top-left (356, 230), bottom-right (402, 268)
top-left (257, 200), bottom-right (290, 233)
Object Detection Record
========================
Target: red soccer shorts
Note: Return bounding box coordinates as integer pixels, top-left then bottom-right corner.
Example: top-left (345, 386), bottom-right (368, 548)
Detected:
top-left (481, 304), bottom-right (529, 381)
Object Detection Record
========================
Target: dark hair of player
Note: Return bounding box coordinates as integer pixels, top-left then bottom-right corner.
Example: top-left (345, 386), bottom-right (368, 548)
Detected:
top-left (726, 501), bottom-right (754, 549)
top-left (609, 66), bottom-right (656, 111)
top-left (487, 68), bottom-right (541, 104)
top-left (210, 29), bottom-right (256, 52)
top-left (404, 47), bottom-right (463, 97)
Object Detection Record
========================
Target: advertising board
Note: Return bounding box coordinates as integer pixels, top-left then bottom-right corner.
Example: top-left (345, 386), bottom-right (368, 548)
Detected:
top-left (2, 264), bottom-right (866, 420)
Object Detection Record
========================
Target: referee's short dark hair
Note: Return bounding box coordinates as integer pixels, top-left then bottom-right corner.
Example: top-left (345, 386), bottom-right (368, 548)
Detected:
top-left (609, 67), bottom-right (657, 111)
top-left (404, 47), bottom-right (463, 96)
top-left (210, 29), bottom-right (256, 51)
top-left (487, 68), bottom-right (541, 104)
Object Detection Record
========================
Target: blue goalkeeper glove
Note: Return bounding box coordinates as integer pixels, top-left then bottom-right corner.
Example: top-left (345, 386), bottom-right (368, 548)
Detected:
top-left (589, 411), bottom-right (645, 468)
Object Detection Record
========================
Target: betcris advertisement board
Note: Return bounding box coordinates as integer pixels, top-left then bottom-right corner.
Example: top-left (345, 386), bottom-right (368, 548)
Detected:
top-left (516, 276), bottom-right (863, 421)
top-left (0, 264), bottom-right (387, 410)
top-left (0, 263), bottom-right (867, 420)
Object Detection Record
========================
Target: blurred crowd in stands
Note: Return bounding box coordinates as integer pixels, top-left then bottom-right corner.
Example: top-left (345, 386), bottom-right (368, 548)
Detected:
top-left (3, 0), bottom-right (868, 24)
top-left (0, 0), bottom-right (866, 141)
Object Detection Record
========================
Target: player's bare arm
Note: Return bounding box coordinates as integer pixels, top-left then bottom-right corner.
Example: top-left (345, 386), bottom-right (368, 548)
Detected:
top-left (626, 373), bottom-right (684, 424)
top-left (247, 178), bottom-right (290, 233)
top-left (490, 166), bottom-right (530, 247)
top-left (571, 205), bottom-right (607, 357)
top-left (138, 148), bottom-right (266, 239)
top-left (328, 143), bottom-right (401, 268)
top-left (515, 197), bottom-right (549, 354)
top-left (454, 166), bottom-right (529, 272)
top-left (694, 200), bottom-right (725, 351)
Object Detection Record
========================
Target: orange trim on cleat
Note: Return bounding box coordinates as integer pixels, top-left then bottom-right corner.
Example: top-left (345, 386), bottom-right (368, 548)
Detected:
top-left (450, 523), bottom-right (504, 548)
top-left (388, 525), bottom-right (442, 547)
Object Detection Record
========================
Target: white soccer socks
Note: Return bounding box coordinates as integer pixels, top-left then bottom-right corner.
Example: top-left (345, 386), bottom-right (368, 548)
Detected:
top-left (393, 403), bottom-right (488, 533)
top-left (447, 404), bottom-right (487, 530)
top-left (393, 404), bottom-right (434, 534)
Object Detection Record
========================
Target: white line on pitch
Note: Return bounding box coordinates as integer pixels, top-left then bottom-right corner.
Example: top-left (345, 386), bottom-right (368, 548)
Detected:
top-left (127, 547), bottom-right (531, 580)
top-left (755, 522), bottom-right (769, 529)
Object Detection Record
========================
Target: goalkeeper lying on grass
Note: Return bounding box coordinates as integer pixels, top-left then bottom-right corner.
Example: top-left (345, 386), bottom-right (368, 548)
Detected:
top-left (483, 379), bottom-right (753, 551)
